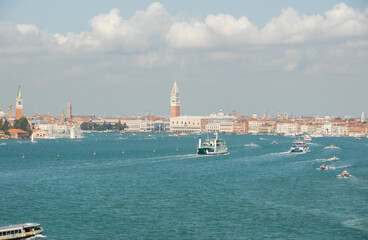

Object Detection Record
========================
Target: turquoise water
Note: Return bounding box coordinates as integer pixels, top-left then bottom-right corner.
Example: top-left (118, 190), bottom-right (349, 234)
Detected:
top-left (1, 133), bottom-right (368, 239)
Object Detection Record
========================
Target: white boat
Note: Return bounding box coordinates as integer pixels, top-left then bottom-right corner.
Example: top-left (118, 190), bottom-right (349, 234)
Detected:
top-left (271, 141), bottom-right (277, 144)
top-left (0, 223), bottom-right (43, 239)
top-left (289, 139), bottom-right (310, 153)
top-left (320, 164), bottom-right (329, 170)
top-left (197, 132), bottom-right (228, 155)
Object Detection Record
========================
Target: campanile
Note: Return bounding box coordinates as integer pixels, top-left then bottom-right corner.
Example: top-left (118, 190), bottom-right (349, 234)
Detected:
top-left (170, 81), bottom-right (180, 117)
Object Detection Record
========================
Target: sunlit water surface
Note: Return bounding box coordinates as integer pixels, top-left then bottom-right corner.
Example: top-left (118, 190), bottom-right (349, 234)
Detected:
top-left (1, 133), bottom-right (368, 239)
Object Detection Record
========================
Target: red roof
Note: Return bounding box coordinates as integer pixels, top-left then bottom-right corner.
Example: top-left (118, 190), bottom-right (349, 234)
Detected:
top-left (8, 129), bottom-right (28, 133)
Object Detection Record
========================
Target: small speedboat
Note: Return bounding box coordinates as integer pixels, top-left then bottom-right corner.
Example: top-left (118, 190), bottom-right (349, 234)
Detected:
top-left (341, 170), bottom-right (349, 178)
top-left (271, 141), bottom-right (277, 144)
top-left (330, 156), bottom-right (338, 160)
top-left (320, 164), bottom-right (329, 170)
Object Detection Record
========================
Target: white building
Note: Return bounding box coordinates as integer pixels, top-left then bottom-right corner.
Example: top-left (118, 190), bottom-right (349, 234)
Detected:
top-left (170, 116), bottom-right (204, 133)
top-left (276, 122), bottom-right (298, 135)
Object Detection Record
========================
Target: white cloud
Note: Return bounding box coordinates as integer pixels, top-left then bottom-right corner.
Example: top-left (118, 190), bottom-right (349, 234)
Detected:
top-left (167, 2), bottom-right (368, 48)
top-left (0, 2), bottom-right (367, 54)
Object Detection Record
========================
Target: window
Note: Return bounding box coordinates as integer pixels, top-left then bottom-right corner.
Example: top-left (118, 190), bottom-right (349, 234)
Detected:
top-left (0, 232), bottom-right (2, 236)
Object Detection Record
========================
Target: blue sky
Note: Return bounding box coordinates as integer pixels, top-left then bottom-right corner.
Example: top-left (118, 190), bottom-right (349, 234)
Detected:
top-left (0, 1), bottom-right (367, 117)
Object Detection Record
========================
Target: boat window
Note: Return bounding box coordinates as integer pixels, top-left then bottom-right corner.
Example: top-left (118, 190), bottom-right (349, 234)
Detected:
top-left (7, 231), bottom-right (10, 235)
top-left (0, 231), bottom-right (2, 236)
top-left (11, 230), bottom-right (15, 234)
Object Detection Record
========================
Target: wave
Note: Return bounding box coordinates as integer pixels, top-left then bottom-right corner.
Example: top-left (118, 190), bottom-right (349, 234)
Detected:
top-left (329, 164), bottom-right (353, 170)
top-left (244, 143), bottom-right (259, 147)
top-left (342, 218), bottom-right (368, 233)
top-left (298, 157), bottom-right (340, 163)
top-left (324, 146), bottom-right (340, 149)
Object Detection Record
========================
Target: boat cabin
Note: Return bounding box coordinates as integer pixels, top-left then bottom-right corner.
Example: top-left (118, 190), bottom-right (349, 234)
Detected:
top-left (0, 223), bottom-right (43, 239)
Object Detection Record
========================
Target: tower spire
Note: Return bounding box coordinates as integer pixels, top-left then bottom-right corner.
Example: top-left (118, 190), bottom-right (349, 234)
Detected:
top-left (17, 85), bottom-right (21, 98)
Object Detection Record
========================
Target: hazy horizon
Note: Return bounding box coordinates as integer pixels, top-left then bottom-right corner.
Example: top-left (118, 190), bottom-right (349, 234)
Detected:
top-left (1, 1), bottom-right (367, 118)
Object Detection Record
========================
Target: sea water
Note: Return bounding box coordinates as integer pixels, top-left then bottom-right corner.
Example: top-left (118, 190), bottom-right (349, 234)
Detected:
top-left (1, 133), bottom-right (368, 239)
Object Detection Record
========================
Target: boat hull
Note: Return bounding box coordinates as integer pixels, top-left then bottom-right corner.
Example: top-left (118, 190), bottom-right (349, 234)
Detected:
top-left (197, 148), bottom-right (228, 155)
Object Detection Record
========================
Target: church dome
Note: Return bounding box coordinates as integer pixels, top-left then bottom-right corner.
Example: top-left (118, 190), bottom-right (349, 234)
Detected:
top-left (0, 108), bottom-right (5, 118)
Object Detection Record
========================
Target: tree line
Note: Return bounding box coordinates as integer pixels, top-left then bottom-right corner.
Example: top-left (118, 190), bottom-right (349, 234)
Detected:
top-left (0, 117), bottom-right (32, 136)
top-left (80, 120), bottom-right (127, 131)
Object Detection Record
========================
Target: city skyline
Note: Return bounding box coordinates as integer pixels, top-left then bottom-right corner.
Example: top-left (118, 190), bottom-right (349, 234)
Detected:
top-left (0, 1), bottom-right (367, 117)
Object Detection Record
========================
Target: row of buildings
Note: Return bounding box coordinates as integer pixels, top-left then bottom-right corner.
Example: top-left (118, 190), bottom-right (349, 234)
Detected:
top-left (1, 83), bottom-right (367, 138)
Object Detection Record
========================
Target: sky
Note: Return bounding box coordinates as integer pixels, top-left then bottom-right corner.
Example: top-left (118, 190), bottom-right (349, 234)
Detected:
top-left (0, 0), bottom-right (367, 118)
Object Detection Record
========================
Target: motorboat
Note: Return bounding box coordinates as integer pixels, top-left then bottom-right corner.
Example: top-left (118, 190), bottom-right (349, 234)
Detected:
top-left (320, 164), bottom-right (329, 170)
top-left (271, 141), bottom-right (277, 144)
top-left (341, 170), bottom-right (350, 178)
top-left (330, 156), bottom-right (338, 160)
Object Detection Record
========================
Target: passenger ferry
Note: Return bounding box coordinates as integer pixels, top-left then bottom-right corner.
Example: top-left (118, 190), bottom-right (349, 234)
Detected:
top-left (0, 223), bottom-right (43, 239)
top-left (289, 139), bottom-right (310, 153)
top-left (197, 133), bottom-right (228, 155)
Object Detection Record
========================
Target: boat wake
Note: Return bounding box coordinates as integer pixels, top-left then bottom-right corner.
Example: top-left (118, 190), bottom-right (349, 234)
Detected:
top-left (342, 218), bottom-right (368, 233)
top-left (324, 146), bottom-right (340, 149)
top-left (329, 164), bottom-right (353, 170)
top-left (244, 143), bottom-right (259, 147)
top-left (298, 157), bottom-right (340, 163)
top-left (268, 151), bottom-right (290, 155)
top-left (29, 234), bottom-right (47, 239)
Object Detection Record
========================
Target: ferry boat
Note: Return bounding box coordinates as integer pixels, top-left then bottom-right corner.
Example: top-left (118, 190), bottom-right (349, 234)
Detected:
top-left (0, 223), bottom-right (43, 239)
top-left (289, 139), bottom-right (310, 153)
top-left (197, 133), bottom-right (228, 155)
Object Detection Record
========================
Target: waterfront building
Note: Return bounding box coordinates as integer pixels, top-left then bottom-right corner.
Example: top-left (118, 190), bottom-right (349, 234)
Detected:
top-left (170, 116), bottom-right (204, 133)
top-left (33, 129), bottom-right (48, 138)
top-left (67, 103), bottom-right (72, 119)
top-left (8, 129), bottom-right (28, 139)
top-left (127, 119), bottom-right (169, 132)
top-left (323, 120), bottom-right (332, 135)
top-left (16, 86), bottom-right (23, 120)
top-left (0, 130), bottom-right (5, 139)
top-left (248, 120), bottom-right (267, 134)
top-left (276, 121), bottom-right (298, 135)
top-left (259, 123), bottom-right (276, 134)
top-left (170, 81), bottom-right (180, 118)
top-left (361, 112), bottom-right (365, 123)
top-left (233, 121), bottom-right (247, 134)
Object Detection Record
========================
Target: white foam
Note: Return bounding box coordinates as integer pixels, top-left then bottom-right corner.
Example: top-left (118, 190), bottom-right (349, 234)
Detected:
top-left (244, 144), bottom-right (259, 147)
top-left (324, 146), bottom-right (340, 149)
top-left (329, 164), bottom-right (353, 170)
top-left (342, 218), bottom-right (368, 232)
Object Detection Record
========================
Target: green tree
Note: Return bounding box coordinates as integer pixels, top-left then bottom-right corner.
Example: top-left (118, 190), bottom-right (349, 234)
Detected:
top-left (13, 117), bottom-right (32, 137)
